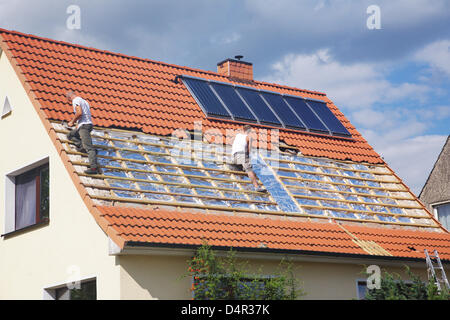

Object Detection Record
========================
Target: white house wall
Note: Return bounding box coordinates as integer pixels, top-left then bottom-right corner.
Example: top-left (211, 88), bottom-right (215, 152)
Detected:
top-left (0, 49), bottom-right (120, 299)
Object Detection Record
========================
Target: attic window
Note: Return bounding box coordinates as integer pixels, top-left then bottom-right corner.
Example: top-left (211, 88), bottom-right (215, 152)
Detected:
top-left (1, 96), bottom-right (12, 118)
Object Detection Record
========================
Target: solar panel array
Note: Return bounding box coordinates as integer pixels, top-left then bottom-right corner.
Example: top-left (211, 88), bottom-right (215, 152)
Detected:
top-left (183, 76), bottom-right (351, 137)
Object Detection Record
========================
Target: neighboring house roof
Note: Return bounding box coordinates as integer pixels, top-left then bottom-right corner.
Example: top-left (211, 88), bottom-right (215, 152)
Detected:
top-left (419, 135), bottom-right (450, 202)
top-left (1, 28), bottom-right (449, 262)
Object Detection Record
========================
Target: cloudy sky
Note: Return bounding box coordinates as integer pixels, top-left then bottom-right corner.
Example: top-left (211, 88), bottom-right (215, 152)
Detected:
top-left (1, 0), bottom-right (449, 195)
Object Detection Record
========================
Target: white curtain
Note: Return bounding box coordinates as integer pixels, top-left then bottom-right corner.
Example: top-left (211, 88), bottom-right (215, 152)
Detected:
top-left (15, 172), bottom-right (36, 230)
top-left (437, 203), bottom-right (450, 231)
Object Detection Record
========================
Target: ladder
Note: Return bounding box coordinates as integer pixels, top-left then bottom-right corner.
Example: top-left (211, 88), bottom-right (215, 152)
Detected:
top-left (424, 249), bottom-right (450, 292)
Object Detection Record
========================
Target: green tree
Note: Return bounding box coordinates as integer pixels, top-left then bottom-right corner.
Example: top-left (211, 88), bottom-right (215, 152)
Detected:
top-left (185, 242), bottom-right (304, 300)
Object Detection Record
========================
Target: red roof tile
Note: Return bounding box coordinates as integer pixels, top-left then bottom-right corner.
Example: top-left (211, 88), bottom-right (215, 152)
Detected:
top-left (98, 206), bottom-right (450, 260)
top-left (3, 28), bottom-right (448, 262)
top-left (0, 28), bottom-right (381, 163)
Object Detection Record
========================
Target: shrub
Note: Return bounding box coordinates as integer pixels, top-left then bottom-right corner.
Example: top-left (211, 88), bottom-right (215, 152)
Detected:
top-left (185, 242), bottom-right (304, 300)
top-left (364, 265), bottom-right (449, 300)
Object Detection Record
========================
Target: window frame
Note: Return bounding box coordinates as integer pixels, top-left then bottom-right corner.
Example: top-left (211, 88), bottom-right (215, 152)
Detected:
top-left (355, 278), bottom-right (416, 300)
top-left (14, 164), bottom-right (49, 230)
top-left (2, 157), bottom-right (50, 236)
top-left (432, 201), bottom-right (450, 231)
top-left (43, 277), bottom-right (97, 300)
top-left (356, 279), bottom-right (369, 300)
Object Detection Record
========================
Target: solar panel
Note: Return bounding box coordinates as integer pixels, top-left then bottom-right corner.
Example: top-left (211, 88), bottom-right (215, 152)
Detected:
top-left (261, 92), bottom-right (306, 129)
top-left (306, 100), bottom-right (351, 136)
top-left (210, 82), bottom-right (257, 121)
top-left (236, 87), bottom-right (282, 126)
top-left (253, 154), bottom-right (301, 213)
top-left (182, 75), bottom-right (352, 139)
top-left (183, 77), bottom-right (231, 118)
top-left (284, 96), bottom-right (329, 133)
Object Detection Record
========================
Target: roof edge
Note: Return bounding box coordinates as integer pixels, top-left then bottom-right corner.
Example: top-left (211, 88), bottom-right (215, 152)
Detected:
top-left (384, 162), bottom-right (448, 233)
top-left (123, 241), bottom-right (448, 264)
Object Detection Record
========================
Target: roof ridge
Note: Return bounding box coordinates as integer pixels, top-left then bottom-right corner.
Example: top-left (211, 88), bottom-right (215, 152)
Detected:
top-left (0, 27), bottom-right (325, 97)
top-left (0, 28), bottom-right (223, 77)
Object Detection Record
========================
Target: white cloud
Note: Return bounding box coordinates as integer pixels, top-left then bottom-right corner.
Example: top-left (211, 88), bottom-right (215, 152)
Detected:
top-left (379, 0), bottom-right (449, 28)
top-left (414, 39), bottom-right (450, 77)
top-left (264, 46), bottom-right (448, 195)
top-left (265, 49), bottom-right (430, 109)
top-left (436, 105), bottom-right (450, 118)
top-left (210, 32), bottom-right (241, 45)
top-left (352, 109), bottom-right (386, 128)
top-left (244, 0), bottom-right (450, 37)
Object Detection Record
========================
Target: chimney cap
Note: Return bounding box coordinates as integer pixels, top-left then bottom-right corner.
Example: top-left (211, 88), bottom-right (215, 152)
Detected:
top-left (217, 57), bottom-right (252, 66)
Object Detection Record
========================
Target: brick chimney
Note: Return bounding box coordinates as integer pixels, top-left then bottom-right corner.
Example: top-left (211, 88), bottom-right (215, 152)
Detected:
top-left (217, 56), bottom-right (253, 81)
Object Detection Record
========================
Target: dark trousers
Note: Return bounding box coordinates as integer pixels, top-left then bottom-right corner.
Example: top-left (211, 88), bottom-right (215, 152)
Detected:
top-left (67, 124), bottom-right (99, 169)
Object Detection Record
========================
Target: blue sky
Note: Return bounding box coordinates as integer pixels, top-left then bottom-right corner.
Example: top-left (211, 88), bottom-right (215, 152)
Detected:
top-left (1, 0), bottom-right (449, 194)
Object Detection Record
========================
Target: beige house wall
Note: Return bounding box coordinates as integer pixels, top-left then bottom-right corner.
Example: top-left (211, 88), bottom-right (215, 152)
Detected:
top-left (0, 50), bottom-right (120, 299)
top-left (117, 250), bottom-right (428, 300)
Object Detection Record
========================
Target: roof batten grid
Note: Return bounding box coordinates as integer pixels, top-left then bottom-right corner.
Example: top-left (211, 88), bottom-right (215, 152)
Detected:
top-left (50, 122), bottom-right (439, 230)
top-left (262, 152), bottom-right (436, 227)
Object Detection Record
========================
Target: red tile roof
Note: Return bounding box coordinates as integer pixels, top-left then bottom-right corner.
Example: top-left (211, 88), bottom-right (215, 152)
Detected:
top-left (98, 206), bottom-right (450, 260)
top-left (1, 28), bottom-right (448, 262)
top-left (0, 28), bottom-right (381, 163)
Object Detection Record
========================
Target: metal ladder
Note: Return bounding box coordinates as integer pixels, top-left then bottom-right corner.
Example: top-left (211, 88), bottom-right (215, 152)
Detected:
top-left (424, 249), bottom-right (450, 292)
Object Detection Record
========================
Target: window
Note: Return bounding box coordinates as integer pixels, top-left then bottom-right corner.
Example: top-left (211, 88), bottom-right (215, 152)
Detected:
top-left (356, 278), bottom-right (416, 300)
top-left (14, 164), bottom-right (49, 230)
top-left (434, 202), bottom-right (450, 231)
top-left (356, 280), bottom-right (368, 300)
top-left (3, 159), bottom-right (49, 235)
top-left (46, 279), bottom-right (97, 300)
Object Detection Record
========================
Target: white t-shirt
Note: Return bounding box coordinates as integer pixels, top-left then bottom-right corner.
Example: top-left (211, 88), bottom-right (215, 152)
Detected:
top-left (232, 133), bottom-right (248, 155)
top-left (72, 96), bottom-right (92, 128)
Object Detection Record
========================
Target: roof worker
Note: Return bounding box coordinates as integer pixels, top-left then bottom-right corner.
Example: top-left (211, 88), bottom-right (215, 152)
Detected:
top-left (66, 90), bottom-right (100, 175)
top-left (231, 125), bottom-right (266, 192)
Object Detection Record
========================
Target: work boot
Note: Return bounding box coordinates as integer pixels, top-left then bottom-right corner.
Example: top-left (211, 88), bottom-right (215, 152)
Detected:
top-left (75, 145), bottom-right (87, 153)
top-left (256, 186), bottom-right (267, 193)
top-left (84, 167), bottom-right (100, 175)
